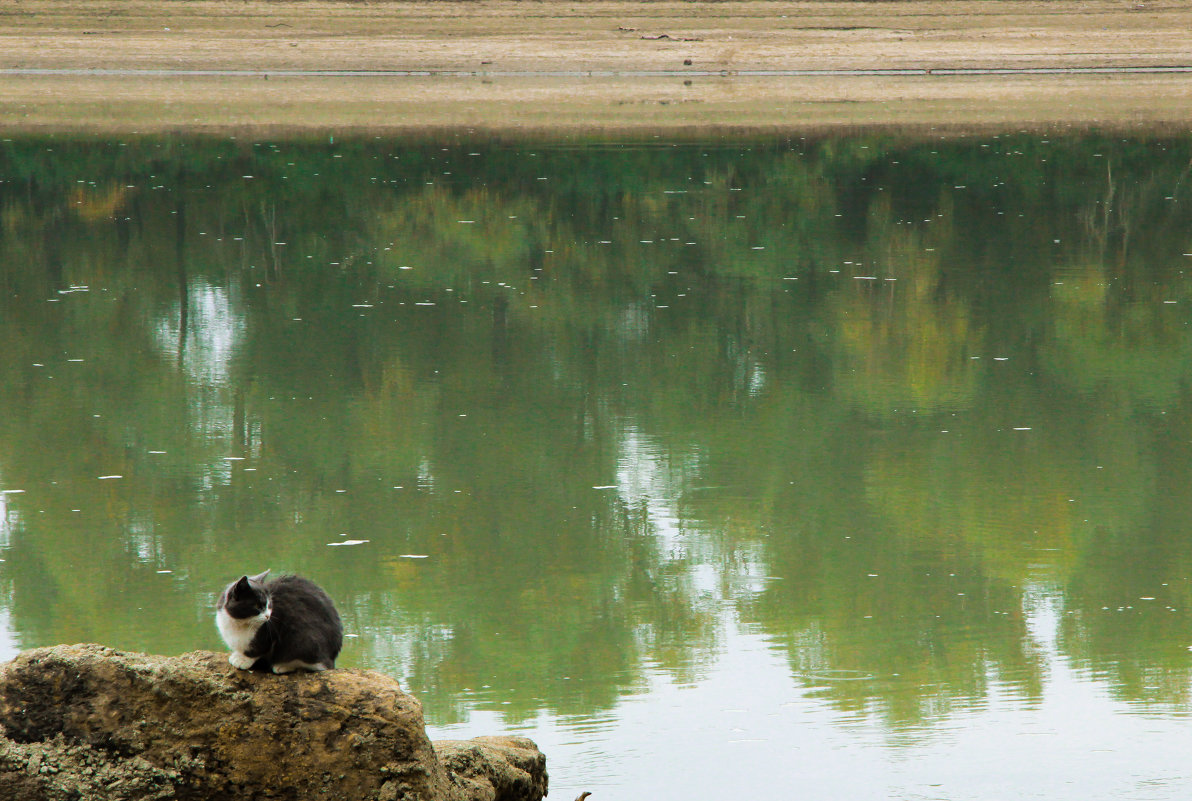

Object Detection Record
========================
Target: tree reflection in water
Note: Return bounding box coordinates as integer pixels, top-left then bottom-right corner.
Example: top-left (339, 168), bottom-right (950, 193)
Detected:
top-left (1, 133), bottom-right (1191, 737)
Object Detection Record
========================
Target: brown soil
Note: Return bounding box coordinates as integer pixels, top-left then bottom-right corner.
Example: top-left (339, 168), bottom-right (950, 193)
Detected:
top-left (2, 1), bottom-right (1191, 133)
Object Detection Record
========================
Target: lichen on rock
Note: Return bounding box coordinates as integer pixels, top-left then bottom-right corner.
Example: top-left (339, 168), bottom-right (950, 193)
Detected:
top-left (0, 644), bottom-right (548, 801)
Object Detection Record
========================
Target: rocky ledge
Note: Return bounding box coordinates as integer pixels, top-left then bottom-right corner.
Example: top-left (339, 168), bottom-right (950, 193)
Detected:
top-left (0, 644), bottom-right (547, 801)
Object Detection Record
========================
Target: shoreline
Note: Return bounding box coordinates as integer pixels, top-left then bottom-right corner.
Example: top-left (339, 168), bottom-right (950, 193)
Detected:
top-left (2, 1), bottom-right (1192, 133)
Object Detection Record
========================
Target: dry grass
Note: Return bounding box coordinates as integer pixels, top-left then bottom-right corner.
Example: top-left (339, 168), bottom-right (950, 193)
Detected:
top-left (2, 0), bottom-right (1191, 133)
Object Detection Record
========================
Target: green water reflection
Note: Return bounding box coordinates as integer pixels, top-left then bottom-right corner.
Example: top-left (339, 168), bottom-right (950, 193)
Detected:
top-left (3, 132), bottom-right (1192, 789)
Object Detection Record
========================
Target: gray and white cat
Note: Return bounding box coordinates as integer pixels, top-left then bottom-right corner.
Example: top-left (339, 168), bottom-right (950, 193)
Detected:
top-left (215, 570), bottom-right (343, 673)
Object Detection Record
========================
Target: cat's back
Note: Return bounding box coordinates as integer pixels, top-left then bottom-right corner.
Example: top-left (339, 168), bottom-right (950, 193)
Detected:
top-left (265, 573), bottom-right (344, 670)
top-left (267, 574), bottom-right (341, 631)
top-left (268, 574), bottom-right (340, 614)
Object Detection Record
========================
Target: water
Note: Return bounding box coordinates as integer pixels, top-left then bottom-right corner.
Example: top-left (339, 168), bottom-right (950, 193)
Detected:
top-left (3, 132), bottom-right (1192, 799)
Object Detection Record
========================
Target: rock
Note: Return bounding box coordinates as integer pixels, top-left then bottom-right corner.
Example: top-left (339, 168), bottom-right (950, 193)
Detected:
top-left (0, 644), bottom-right (548, 801)
top-left (437, 737), bottom-right (549, 801)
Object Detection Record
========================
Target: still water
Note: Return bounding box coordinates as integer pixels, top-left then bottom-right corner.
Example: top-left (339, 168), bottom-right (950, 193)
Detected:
top-left (2, 131), bottom-right (1192, 799)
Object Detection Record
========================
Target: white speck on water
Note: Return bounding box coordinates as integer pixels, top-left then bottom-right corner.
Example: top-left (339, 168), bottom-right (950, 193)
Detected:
top-left (1013, 427), bottom-right (1032, 431)
top-left (156, 570), bottom-right (173, 574)
top-left (399, 554), bottom-right (430, 559)
top-left (327, 539), bottom-right (369, 547)
top-left (97, 475), bottom-right (122, 480)
top-left (0, 489), bottom-right (25, 494)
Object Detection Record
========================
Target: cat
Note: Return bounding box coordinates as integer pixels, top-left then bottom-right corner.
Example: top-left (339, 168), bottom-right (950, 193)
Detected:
top-left (215, 569), bottom-right (343, 674)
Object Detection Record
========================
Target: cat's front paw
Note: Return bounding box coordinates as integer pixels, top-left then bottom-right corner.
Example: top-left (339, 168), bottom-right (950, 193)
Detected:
top-left (228, 651), bottom-right (256, 670)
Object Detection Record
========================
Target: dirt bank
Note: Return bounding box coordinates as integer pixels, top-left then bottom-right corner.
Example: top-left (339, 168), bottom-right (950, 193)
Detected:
top-left (2, 1), bottom-right (1191, 133)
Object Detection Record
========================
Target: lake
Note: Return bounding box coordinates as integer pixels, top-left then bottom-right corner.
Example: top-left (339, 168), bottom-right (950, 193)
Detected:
top-left (3, 130), bottom-right (1192, 799)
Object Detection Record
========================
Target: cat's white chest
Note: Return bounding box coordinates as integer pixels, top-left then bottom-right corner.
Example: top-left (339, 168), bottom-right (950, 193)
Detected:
top-left (216, 606), bottom-right (269, 652)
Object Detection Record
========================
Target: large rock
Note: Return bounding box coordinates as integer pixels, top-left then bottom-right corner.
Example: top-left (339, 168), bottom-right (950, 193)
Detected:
top-left (0, 644), bottom-right (547, 801)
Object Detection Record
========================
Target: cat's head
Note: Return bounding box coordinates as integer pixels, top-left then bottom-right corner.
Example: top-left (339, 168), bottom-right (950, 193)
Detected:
top-left (219, 569), bottom-right (272, 620)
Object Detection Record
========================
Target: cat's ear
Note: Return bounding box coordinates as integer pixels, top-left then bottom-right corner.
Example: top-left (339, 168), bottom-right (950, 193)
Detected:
top-left (231, 575), bottom-right (253, 597)
top-left (249, 569), bottom-right (270, 584)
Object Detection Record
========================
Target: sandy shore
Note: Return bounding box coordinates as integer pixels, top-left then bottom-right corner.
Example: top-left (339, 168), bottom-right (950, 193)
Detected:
top-left (2, 0), bottom-right (1192, 133)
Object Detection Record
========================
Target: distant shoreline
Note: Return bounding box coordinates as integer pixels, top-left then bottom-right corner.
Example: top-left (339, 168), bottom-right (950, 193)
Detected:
top-left (3, 0), bottom-right (1192, 133)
